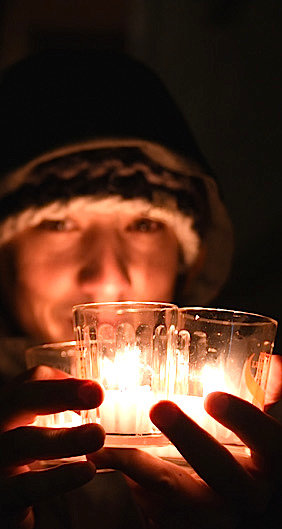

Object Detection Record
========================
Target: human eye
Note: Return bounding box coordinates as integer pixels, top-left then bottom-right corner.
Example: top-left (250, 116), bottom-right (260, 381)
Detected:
top-left (126, 217), bottom-right (165, 234)
top-left (36, 218), bottom-right (78, 232)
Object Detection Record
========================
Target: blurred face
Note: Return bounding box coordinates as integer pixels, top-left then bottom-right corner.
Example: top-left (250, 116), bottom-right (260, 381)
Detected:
top-left (0, 208), bottom-right (180, 342)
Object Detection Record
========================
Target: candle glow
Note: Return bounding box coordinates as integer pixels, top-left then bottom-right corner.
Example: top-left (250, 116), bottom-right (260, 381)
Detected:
top-left (98, 345), bottom-right (155, 435)
top-left (173, 361), bottom-right (230, 438)
top-left (32, 410), bottom-right (83, 428)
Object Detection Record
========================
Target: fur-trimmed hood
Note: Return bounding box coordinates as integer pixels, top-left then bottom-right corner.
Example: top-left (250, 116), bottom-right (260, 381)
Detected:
top-left (0, 48), bottom-right (233, 309)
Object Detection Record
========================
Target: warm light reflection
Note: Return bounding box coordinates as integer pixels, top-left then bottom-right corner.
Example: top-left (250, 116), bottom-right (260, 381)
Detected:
top-left (173, 362), bottom-right (234, 440)
top-left (32, 410), bottom-right (83, 428)
top-left (101, 345), bottom-right (143, 389)
top-left (201, 363), bottom-right (228, 397)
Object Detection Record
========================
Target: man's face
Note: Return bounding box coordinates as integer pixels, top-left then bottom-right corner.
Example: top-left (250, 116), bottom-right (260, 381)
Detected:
top-left (0, 207), bottom-right (180, 342)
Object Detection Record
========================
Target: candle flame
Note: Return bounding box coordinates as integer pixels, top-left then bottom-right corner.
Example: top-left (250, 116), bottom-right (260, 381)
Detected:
top-left (201, 364), bottom-right (228, 397)
top-left (101, 345), bottom-right (152, 390)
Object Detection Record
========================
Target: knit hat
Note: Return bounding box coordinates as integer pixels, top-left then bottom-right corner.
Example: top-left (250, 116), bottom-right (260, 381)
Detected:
top-left (0, 48), bottom-right (233, 305)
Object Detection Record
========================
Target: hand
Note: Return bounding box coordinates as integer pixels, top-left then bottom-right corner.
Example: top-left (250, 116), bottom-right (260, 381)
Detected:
top-left (90, 392), bottom-right (282, 529)
top-left (264, 354), bottom-right (282, 422)
top-left (0, 366), bottom-right (105, 529)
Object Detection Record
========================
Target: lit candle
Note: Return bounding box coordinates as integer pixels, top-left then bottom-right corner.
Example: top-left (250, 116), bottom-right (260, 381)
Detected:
top-left (97, 346), bottom-right (155, 436)
top-left (172, 361), bottom-right (237, 442)
top-left (99, 387), bottom-right (154, 434)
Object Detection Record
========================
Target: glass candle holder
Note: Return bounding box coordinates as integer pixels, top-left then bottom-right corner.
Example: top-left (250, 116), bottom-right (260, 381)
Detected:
top-left (174, 308), bottom-right (278, 447)
top-left (72, 301), bottom-right (178, 447)
top-left (25, 341), bottom-right (86, 466)
top-left (25, 341), bottom-right (83, 428)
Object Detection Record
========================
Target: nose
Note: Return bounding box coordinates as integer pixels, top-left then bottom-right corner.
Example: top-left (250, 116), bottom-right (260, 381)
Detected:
top-left (78, 238), bottom-right (131, 302)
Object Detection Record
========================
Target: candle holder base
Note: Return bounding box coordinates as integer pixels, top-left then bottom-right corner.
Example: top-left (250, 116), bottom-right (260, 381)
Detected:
top-left (104, 432), bottom-right (169, 448)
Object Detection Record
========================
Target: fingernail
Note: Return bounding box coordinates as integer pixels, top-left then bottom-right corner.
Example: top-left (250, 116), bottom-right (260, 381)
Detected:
top-left (78, 381), bottom-right (104, 408)
top-left (204, 391), bottom-right (230, 419)
top-left (150, 400), bottom-right (180, 430)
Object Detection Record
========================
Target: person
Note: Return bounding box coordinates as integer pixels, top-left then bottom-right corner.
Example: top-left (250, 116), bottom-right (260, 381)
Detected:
top-left (0, 48), bottom-right (281, 529)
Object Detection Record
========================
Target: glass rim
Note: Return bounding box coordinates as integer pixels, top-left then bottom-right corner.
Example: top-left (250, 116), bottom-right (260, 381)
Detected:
top-left (25, 340), bottom-right (77, 354)
top-left (72, 301), bottom-right (178, 313)
top-left (179, 306), bottom-right (278, 327)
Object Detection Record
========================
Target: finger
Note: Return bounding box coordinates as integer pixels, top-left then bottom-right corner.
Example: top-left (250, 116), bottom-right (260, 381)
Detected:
top-left (264, 355), bottom-right (282, 407)
top-left (89, 447), bottom-right (205, 503)
top-left (89, 450), bottom-right (232, 529)
top-left (0, 461), bottom-right (96, 515)
top-left (0, 424), bottom-right (105, 467)
top-left (0, 365), bottom-right (72, 400)
top-left (0, 378), bottom-right (104, 428)
top-left (205, 392), bottom-right (282, 475)
top-left (90, 447), bottom-right (192, 488)
top-left (150, 400), bottom-right (255, 508)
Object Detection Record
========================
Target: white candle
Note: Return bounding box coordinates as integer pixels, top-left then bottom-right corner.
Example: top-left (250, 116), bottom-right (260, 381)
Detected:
top-left (172, 363), bottom-right (240, 443)
top-left (99, 386), bottom-right (154, 434)
top-left (98, 345), bottom-right (156, 435)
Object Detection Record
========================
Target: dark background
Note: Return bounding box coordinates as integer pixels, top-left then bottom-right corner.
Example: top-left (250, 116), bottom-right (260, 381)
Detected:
top-left (0, 0), bottom-right (281, 349)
